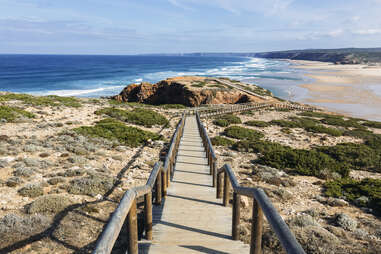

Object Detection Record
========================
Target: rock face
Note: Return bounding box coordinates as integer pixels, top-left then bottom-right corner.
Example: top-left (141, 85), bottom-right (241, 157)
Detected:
top-left (113, 76), bottom-right (269, 107)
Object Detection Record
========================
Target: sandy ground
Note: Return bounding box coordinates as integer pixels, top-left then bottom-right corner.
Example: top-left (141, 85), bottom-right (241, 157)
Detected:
top-left (292, 60), bottom-right (381, 121)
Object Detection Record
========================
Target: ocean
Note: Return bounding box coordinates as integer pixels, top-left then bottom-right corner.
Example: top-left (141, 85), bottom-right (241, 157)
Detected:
top-left (0, 54), bottom-right (309, 100)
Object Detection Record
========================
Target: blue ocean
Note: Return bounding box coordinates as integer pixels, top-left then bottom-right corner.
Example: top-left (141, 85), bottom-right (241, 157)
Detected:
top-left (0, 54), bottom-right (309, 100)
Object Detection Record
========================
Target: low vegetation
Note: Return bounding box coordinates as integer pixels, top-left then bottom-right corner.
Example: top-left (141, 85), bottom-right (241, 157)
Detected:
top-left (269, 119), bottom-right (300, 128)
top-left (0, 93), bottom-right (81, 107)
top-left (158, 104), bottom-right (187, 109)
top-left (362, 120), bottom-right (381, 129)
top-left (233, 140), bottom-right (349, 179)
top-left (324, 178), bottom-right (381, 215)
top-left (245, 120), bottom-right (271, 127)
top-left (274, 108), bottom-right (290, 112)
top-left (27, 195), bottom-right (72, 214)
top-left (298, 111), bottom-right (340, 118)
top-left (0, 105), bottom-right (35, 122)
top-left (213, 119), bottom-right (230, 127)
top-left (320, 117), bottom-right (364, 128)
top-left (224, 126), bottom-right (264, 140)
top-left (304, 125), bottom-right (344, 137)
top-left (67, 175), bottom-right (115, 197)
top-left (211, 136), bottom-right (234, 146)
top-left (74, 118), bottom-right (162, 147)
top-left (95, 107), bottom-right (168, 127)
top-left (191, 81), bottom-right (207, 88)
top-left (18, 183), bottom-right (44, 198)
top-left (208, 84), bottom-right (226, 89)
top-left (317, 143), bottom-right (381, 172)
top-left (213, 114), bottom-right (241, 127)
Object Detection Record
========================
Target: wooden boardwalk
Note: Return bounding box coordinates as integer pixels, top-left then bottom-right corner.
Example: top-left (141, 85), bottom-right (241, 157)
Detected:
top-left (141, 116), bottom-right (250, 253)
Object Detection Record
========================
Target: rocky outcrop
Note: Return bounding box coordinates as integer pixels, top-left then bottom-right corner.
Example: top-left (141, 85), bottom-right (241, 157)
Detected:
top-left (113, 76), bottom-right (270, 107)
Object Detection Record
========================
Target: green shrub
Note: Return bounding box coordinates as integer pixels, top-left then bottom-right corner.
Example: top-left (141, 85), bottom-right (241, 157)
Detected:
top-left (320, 117), bottom-right (363, 128)
top-left (219, 114), bottom-right (242, 124)
top-left (240, 110), bottom-right (254, 115)
top-left (245, 120), bottom-right (271, 127)
top-left (324, 178), bottom-right (381, 215)
top-left (0, 93), bottom-right (81, 107)
top-left (289, 117), bottom-right (321, 126)
top-left (281, 127), bottom-right (292, 134)
top-left (74, 118), bottom-right (162, 147)
top-left (213, 114), bottom-right (241, 127)
top-left (362, 120), bottom-right (381, 129)
top-left (251, 86), bottom-right (272, 96)
top-left (208, 84), bottom-right (226, 89)
top-left (211, 136), bottom-right (234, 146)
top-left (27, 195), bottom-right (71, 214)
top-left (305, 125), bottom-right (344, 136)
top-left (258, 149), bottom-right (349, 178)
top-left (213, 119), bottom-right (229, 127)
top-left (67, 175), bottom-right (115, 196)
top-left (344, 128), bottom-right (374, 139)
top-left (158, 104), bottom-right (187, 109)
top-left (191, 81), bottom-right (207, 88)
top-left (18, 184), bottom-right (44, 198)
top-left (233, 140), bottom-right (349, 179)
top-left (232, 140), bottom-right (289, 154)
top-left (317, 143), bottom-right (381, 172)
top-left (298, 112), bottom-right (342, 118)
top-left (275, 108), bottom-right (290, 112)
top-left (269, 120), bottom-right (300, 128)
top-left (224, 126), bottom-right (264, 140)
top-left (0, 106), bottom-right (35, 122)
top-left (95, 107), bottom-right (168, 127)
top-left (344, 129), bottom-right (381, 150)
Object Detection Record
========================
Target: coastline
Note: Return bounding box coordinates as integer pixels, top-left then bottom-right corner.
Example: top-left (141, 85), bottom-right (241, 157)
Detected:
top-left (290, 60), bottom-right (381, 121)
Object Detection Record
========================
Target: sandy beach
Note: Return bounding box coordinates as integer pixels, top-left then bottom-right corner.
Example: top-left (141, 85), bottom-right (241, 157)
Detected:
top-left (292, 60), bottom-right (381, 121)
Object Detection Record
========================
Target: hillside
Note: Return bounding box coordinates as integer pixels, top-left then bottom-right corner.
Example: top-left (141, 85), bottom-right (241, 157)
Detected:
top-left (254, 48), bottom-right (381, 64)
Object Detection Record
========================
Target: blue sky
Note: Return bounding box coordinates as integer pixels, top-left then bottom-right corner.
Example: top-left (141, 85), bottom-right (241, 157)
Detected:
top-left (1, 0), bottom-right (381, 54)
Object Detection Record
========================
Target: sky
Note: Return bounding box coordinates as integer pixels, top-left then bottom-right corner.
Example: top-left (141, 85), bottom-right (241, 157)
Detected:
top-left (1, 0), bottom-right (381, 54)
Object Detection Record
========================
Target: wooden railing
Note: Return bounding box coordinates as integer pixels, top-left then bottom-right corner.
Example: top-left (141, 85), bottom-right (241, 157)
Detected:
top-left (194, 102), bottom-right (317, 117)
top-left (195, 111), bottom-right (306, 254)
top-left (92, 114), bottom-right (186, 254)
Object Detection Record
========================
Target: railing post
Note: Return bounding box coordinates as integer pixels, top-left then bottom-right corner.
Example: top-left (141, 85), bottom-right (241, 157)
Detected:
top-left (155, 170), bottom-right (162, 205)
top-left (223, 171), bottom-right (230, 206)
top-left (127, 199), bottom-right (138, 254)
top-left (216, 172), bottom-right (222, 199)
top-left (250, 199), bottom-right (263, 254)
top-left (144, 192), bottom-right (152, 240)
top-left (209, 153), bottom-right (212, 175)
top-left (162, 170), bottom-right (167, 197)
top-left (212, 160), bottom-right (217, 187)
top-left (232, 193), bottom-right (240, 240)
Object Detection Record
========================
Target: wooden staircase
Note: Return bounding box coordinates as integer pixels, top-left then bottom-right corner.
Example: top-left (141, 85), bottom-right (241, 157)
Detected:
top-left (141, 116), bottom-right (250, 253)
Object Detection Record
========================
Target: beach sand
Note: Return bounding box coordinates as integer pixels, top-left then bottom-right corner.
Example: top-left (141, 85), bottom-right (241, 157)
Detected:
top-left (292, 60), bottom-right (381, 121)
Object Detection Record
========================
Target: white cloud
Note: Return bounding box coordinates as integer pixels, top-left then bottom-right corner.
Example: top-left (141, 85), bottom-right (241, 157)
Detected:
top-left (167, 0), bottom-right (194, 11)
top-left (353, 29), bottom-right (381, 35)
top-left (167, 0), bottom-right (294, 15)
top-left (297, 29), bottom-right (345, 40)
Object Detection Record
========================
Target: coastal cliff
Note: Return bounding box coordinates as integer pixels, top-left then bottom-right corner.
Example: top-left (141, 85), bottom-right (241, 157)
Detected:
top-left (254, 48), bottom-right (381, 64)
top-left (112, 76), bottom-right (274, 106)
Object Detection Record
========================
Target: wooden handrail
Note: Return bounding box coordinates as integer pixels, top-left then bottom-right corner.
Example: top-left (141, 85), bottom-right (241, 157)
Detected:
top-left (196, 102), bottom-right (317, 118)
top-left (180, 101), bottom-right (319, 117)
top-left (196, 112), bottom-right (306, 254)
top-left (92, 114), bottom-right (186, 254)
